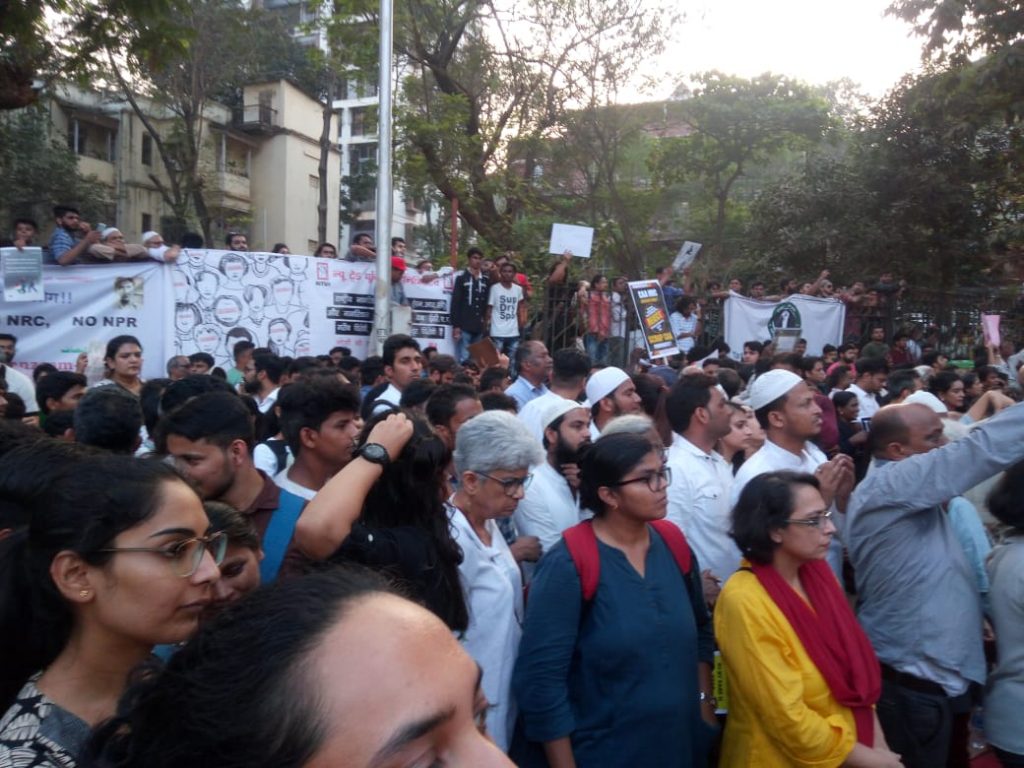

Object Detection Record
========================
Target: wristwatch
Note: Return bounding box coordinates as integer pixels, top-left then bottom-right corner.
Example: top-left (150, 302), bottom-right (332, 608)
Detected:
top-left (357, 443), bottom-right (390, 467)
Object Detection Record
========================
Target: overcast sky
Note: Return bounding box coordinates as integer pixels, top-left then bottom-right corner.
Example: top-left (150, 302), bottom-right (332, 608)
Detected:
top-left (632, 0), bottom-right (925, 100)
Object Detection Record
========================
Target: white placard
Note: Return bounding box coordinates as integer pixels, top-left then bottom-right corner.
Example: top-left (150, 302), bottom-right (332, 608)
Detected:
top-left (672, 241), bottom-right (702, 271)
top-left (548, 223), bottom-right (594, 259)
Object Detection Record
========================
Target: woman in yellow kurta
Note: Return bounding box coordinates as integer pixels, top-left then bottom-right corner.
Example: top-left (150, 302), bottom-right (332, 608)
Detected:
top-left (715, 471), bottom-right (903, 768)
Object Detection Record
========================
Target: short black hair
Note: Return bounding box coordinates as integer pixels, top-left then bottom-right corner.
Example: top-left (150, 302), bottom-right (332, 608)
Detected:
top-left (579, 433), bottom-right (658, 517)
top-left (467, 246), bottom-right (484, 258)
top-left (225, 231), bottom-right (246, 246)
top-left (831, 390), bottom-right (857, 410)
top-left (425, 384), bottom-right (479, 430)
top-left (159, 374), bottom-right (236, 415)
top-left (361, 355), bottom-right (384, 384)
top-left (74, 387), bottom-right (143, 454)
top-left (253, 353), bottom-right (286, 385)
top-left (921, 350), bottom-right (944, 367)
top-left (35, 371), bottom-right (87, 415)
top-left (329, 346), bottom-right (350, 357)
top-left (189, 352), bottom-right (215, 369)
top-left (53, 205), bottom-right (80, 218)
top-left (399, 378), bottom-right (435, 409)
top-left (731, 471), bottom-right (821, 564)
top-left (743, 341), bottom-right (763, 354)
top-left (42, 409), bottom-right (74, 438)
top-left (479, 392), bottom-right (517, 413)
top-left (13, 218), bottom-right (37, 231)
top-left (428, 354), bottom-right (458, 375)
top-left (382, 334), bottom-right (420, 368)
top-left (855, 356), bottom-right (889, 377)
top-left (987, 460), bottom-right (1024, 530)
top-left (478, 366), bottom-right (509, 392)
top-left (929, 370), bottom-right (962, 396)
top-left (156, 392), bottom-right (254, 452)
top-left (278, 379), bottom-right (360, 455)
top-left (665, 372), bottom-right (716, 435)
top-left (551, 348), bottom-right (591, 387)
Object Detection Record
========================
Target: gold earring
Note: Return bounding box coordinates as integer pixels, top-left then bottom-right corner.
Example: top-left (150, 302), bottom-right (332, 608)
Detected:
top-left (79, 589), bottom-right (90, 598)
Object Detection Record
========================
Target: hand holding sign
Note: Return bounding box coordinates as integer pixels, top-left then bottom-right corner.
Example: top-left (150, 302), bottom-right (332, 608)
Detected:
top-left (549, 224), bottom-right (594, 259)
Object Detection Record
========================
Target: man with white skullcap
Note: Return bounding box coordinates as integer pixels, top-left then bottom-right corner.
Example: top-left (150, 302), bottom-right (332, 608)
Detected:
top-left (514, 397), bottom-right (592, 581)
top-left (141, 231), bottom-right (180, 263)
top-left (730, 369), bottom-right (855, 576)
top-left (585, 366), bottom-right (642, 440)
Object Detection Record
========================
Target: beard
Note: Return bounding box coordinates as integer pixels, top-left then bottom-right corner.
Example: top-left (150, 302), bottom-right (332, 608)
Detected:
top-left (554, 434), bottom-right (588, 467)
top-left (242, 377), bottom-right (261, 395)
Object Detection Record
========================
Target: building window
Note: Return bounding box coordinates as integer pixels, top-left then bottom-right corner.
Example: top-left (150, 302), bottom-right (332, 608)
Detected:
top-left (141, 213), bottom-right (152, 232)
top-left (349, 142), bottom-right (377, 173)
top-left (309, 174), bottom-right (319, 189)
top-left (350, 107), bottom-right (378, 137)
top-left (67, 122), bottom-right (87, 155)
top-left (141, 134), bottom-right (152, 166)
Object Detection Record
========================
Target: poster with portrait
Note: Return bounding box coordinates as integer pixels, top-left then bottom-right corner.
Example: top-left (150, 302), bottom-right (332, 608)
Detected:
top-left (627, 279), bottom-right (679, 359)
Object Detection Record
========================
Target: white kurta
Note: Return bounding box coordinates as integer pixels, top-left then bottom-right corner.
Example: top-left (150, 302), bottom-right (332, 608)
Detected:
top-left (448, 505), bottom-right (523, 752)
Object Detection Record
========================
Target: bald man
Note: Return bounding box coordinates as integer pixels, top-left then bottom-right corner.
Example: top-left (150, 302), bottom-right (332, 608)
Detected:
top-left (847, 401), bottom-right (1024, 768)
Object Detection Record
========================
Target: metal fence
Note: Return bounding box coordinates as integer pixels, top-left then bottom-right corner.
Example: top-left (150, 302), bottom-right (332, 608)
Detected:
top-left (537, 286), bottom-right (1024, 360)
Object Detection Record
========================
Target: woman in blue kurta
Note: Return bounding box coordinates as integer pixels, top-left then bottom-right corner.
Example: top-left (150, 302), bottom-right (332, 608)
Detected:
top-left (512, 432), bottom-right (717, 768)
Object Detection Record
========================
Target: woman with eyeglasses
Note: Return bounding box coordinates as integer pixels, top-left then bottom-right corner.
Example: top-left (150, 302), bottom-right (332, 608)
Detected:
top-left (512, 432), bottom-right (717, 768)
top-left (715, 471), bottom-right (902, 768)
top-left (0, 452), bottom-right (221, 767)
top-left (447, 411), bottom-right (544, 752)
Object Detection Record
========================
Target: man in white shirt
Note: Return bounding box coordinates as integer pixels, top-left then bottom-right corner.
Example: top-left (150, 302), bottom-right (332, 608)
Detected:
top-left (372, 334), bottom-right (423, 414)
top-left (731, 369), bottom-right (855, 576)
top-left (485, 261), bottom-right (525, 361)
top-left (518, 348), bottom-right (589, 442)
top-left (0, 333), bottom-right (39, 413)
top-left (664, 373), bottom-right (740, 599)
top-left (847, 356), bottom-right (888, 424)
top-left (245, 352), bottom-right (285, 415)
top-left (585, 366), bottom-right (642, 440)
top-left (514, 398), bottom-right (592, 577)
top-left (274, 379), bottom-right (363, 500)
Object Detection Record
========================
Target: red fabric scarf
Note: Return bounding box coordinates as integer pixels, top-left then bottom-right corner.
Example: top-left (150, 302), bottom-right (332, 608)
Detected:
top-left (750, 559), bottom-right (881, 747)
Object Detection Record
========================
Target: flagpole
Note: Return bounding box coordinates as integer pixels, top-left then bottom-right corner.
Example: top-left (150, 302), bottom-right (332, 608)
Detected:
top-left (373, 0), bottom-right (394, 354)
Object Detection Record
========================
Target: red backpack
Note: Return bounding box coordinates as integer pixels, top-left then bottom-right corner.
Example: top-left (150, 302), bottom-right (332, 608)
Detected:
top-left (562, 518), bottom-right (692, 601)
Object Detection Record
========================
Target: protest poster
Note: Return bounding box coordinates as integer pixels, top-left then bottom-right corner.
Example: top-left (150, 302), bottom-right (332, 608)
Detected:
top-left (982, 314), bottom-right (1001, 347)
top-left (0, 261), bottom-right (171, 380)
top-left (723, 292), bottom-right (846, 359)
top-left (2, 247), bottom-right (44, 302)
top-left (671, 241), bottom-right (702, 271)
top-left (549, 223), bottom-right (594, 259)
top-left (627, 279), bottom-right (679, 359)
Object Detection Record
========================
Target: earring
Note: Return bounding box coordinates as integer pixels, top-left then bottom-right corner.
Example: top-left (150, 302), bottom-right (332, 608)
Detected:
top-left (79, 589), bottom-right (90, 598)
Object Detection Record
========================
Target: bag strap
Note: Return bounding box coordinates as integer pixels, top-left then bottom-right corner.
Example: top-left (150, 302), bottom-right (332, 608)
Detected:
top-left (258, 490), bottom-right (306, 583)
top-left (563, 520), bottom-right (601, 602)
top-left (649, 519), bottom-right (693, 575)
top-left (563, 519), bottom-right (693, 604)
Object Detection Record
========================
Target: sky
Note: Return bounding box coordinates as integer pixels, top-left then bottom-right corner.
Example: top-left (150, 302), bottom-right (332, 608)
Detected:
top-left (635, 0), bottom-right (926, 100)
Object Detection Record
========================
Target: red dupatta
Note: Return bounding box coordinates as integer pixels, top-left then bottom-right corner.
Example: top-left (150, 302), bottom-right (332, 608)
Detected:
top-left (749, 559), bottom-right (881, 746)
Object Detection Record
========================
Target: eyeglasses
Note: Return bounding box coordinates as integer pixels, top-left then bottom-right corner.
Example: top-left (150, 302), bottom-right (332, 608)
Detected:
top-left (97, 532), bottom-right (228, 577)
top-left (477, 471), bottom-right (533, 497)
top-left (606, 466), bottom-right (672, 492)
top-left (785, 509), bottom-right (834, 529)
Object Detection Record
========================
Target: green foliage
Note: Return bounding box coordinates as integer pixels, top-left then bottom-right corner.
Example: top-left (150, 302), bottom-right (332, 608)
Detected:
top-left (650, 72), bottom-right (832, 266)
top-left (0, 104), bottom-right (111, 226)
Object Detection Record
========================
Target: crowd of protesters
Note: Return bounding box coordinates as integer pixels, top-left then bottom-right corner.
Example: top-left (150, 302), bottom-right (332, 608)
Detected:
top-left (4, 218), bottom-right (1024, 768)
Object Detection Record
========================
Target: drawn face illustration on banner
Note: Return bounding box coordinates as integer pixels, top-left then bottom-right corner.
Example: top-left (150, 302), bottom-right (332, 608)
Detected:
top-left (271, 278), bottom-right (295, 313)
top-left (268, 317), bottom-right (292, 356)
top-left (244, 284), bottom-right (268, 323)
top-left (175, 303), bottom-right (202, 338)
top-left (194, 323), bottom-right (222, 355)
top-left (213, 295), bottom-right (243, 327)
top-left (218, 253), bottom-right (249, 290)
top-left (171, 269), bottom-right (195, 304)
top-left (195, 270), bottom-right (220, 304)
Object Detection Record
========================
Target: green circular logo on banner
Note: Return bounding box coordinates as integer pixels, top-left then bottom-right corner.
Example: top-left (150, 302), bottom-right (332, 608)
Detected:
top-left (768, 301), bottom-right (802, 337)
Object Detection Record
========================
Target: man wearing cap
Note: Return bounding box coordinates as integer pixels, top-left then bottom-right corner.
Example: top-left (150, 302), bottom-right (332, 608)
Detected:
top-left (514, 397), bottom-right (591, 579)
top-left (506, 341), bottom-right (552, 411)
top-left (847, 401), bottom-right (1024, 768)
top-left (390, 257), bottom-right (409, 306)
top-left (665, 373), bottom-right (739, 602)
top-left (731, 369), bottom-right (855, 575)
top-left (586, 366), bottom-right (642, 440)
top-left (141, 231), bottom-right (180, 262)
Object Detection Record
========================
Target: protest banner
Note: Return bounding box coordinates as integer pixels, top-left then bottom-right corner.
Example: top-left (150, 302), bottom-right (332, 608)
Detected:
top-left (549, 223), bottom-right (594, 258)
top-left (0, 261), bottom-right (172, 379)
top-left (0, 253), bottom-right (456, 380)
top-left (627, 279), bottom-right (679, 359)
top-left (723, 292), bottom-right (846, 359)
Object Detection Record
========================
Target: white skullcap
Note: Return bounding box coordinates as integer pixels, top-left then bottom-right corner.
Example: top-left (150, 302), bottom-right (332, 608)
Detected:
top-left (100, 227), bottom-right (122, 241)
top-left (905, 390), bottom-right (948, 414)
top-left (748, 369), bottom-right (805, 411)
top-left (141, 230), bottom-right (160, 245)
top-left (585, 367), bottom-right (630, 405)
top-left (540, 397), bottom-right (586, 431)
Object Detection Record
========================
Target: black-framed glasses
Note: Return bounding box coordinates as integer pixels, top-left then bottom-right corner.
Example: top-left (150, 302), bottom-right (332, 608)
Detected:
top-left (97, 532), bottom-right (228, 577)
top-left (606, 466), bottom-right (672, 492)
top-left (477, 471), bottom-right (533, 497)
top-left (785, 509), bottom-right (834, 529)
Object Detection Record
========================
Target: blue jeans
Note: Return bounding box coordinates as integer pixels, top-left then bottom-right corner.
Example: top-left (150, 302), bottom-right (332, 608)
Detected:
top-left (584, 334), bottom-right (609, 366)
top-left (455, 329), bottom-right (484, 364)
top-left (492, 336), bottom-right (520, 372)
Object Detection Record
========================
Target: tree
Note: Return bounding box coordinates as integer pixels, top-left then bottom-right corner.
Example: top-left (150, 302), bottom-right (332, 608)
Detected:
top-left (649, 71), bottom-right (831, 266)
top-left (0, 104), bottom-right (111, 226)
top-left (1, 0), bottom-right (189, 110)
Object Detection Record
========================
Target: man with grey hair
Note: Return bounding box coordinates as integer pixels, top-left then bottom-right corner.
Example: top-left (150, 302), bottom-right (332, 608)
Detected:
top-left (506, 341), bottom-right (552, 410)
top-left (847, 401), bottom-right (1024, 768)
top-left (166, 355), bottom-right (191, 381)
top-left (448, 410), bottom-right (543, 751)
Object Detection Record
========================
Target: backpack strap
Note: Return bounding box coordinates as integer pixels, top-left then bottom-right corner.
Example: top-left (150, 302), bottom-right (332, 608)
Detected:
top-left (649, 519), bottom-right (693, 575)
top-left (562, 520), bottom-right (601, 602)
top-left (259, 490), bottom-right (306, 583)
